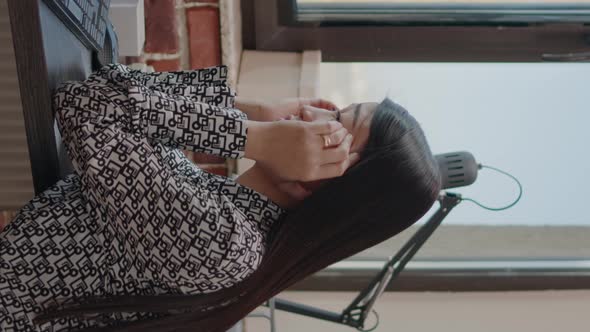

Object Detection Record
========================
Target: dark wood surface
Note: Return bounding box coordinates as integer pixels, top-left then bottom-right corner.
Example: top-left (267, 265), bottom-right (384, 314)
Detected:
top-left (8, 0), bottom-right (60, 193)
top-left (38, 0), bottom-right (92, 178)
top-left (292, 272), bottom-right (590, 292)
top-left (241, 0), bottom-right (256, 50)
top-left (8, 0), bottom-right (91, 194)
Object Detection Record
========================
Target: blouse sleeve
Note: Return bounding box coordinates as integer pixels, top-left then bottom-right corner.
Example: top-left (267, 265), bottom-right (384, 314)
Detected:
top-left (91, 64), bottom-right (238, 108)
top-left (53, 80), bottom-right (264, 289)
top-left (85, 64), bottom-right (248, 159)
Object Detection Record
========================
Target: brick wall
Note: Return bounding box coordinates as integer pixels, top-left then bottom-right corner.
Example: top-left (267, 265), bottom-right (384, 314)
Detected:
top-left (130, 0), bottom-right (228, 177)
top-left (0, 210), bottom-right (17, 232)
top-left (0, 0), bottom-right (228, 233)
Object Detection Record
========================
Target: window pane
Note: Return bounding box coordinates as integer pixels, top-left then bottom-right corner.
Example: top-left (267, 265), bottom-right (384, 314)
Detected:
top-left (320, 62), bottom-right (590, 260)
top-left (296, 0), bottom-right (590, 23)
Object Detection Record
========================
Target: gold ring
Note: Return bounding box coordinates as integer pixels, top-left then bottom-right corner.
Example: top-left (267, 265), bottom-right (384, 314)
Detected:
top-left (323, 135), bottom-right (331, 147)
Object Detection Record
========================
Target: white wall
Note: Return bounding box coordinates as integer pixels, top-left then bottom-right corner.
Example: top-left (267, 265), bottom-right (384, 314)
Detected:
top-left (320, 63), bottom-right (590, 226)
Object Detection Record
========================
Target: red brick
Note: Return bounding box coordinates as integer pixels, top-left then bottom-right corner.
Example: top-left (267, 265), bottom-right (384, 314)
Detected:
top-left (184, 0), bottom-right (218, 3)
top-left (186, 7), bottom-right (221, 69)
top-left (0, 210), bottom-right (16, 232)
top-left (144, 0), bottom-right (179, 53)
top-left (202, 165), bottom-right (228, 176)
top-left (191, 153), bottom-right (225, 164)
top-left (182, 151), bottom-right (225, 164)
top-left (0, 212), bottom-right (5, 233)
top-left (147, 58), bottom-right (181, 72)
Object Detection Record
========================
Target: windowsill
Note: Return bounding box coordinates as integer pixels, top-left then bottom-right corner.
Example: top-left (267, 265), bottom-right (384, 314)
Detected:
top-left (290, 224), bottom-right (590, 291)
top-left (352, 224), bottom-right (590, 260)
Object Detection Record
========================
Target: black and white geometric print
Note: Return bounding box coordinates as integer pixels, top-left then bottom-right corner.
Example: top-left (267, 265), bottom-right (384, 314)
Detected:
top-left (0, 64), bottom-right (286, 331)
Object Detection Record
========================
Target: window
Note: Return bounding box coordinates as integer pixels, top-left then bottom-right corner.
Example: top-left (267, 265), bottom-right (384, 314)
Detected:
top-left (242, 0), bottom-right (590, 291)
top-left (291, 63), bottom-right (590, 292)
top-left (321, 61), bottom-right (590, 256)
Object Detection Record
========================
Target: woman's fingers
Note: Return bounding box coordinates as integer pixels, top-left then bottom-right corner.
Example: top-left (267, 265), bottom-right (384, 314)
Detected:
top-left (302, 105), bottom-right (341, 124)
top-left (309, 120), bottom-right (343, 135)
top-left (322, 127), bottom-right (348, 148)
top-left (320, 134), bottom-right (353, 164)
top-left (308, 98), bottom-right (340, 111)
top-left (300, 109), bottom-right (314, 122)
top-left (316, 151), bottom-right (361, 180)
top-left (300, 106), bottom-right (320, 122)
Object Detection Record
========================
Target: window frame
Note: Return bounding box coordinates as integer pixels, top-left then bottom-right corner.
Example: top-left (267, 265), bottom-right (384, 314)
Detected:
top-left (294, 1), bottom-right (590, 25)
top-left (244, 0), bottom-right (590, 62)
top-left (291, 258), bottom-right (590, 291)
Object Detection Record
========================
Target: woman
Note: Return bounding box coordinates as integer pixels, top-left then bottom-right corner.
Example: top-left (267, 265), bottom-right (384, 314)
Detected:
top-left (0, 63), bottom-right (350, 331)
top-left (0, 64), bottom-right (440, 331)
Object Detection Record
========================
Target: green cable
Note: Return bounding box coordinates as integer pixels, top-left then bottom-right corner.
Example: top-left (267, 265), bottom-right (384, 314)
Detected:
top-left (461, 164), bottom-right (523, 211)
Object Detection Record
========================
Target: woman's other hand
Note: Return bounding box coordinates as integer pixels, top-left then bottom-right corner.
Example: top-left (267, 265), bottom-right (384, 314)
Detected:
top-left (260, 98), bottom-right (339, 121)
top-left (244, 120), bottom-right (357, 182)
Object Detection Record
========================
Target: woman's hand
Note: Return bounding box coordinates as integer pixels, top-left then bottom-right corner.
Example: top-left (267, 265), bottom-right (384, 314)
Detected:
top-left (272, 106), bottom-right (361, 201)
top-left (244, 119), bottom-right (357, 182)
top-left (247, 97), bottom-right (339, 122)
top-left (235, 97), bottom-right (338, 122)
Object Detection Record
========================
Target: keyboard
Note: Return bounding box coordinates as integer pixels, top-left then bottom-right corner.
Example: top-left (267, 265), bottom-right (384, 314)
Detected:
top-left (43, 0), bottom-right (111, 51)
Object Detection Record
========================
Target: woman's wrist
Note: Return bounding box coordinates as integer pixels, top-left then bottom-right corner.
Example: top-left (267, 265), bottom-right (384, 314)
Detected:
top-left (244, 120), bottom-right (269, 162)
top-left (235, 97), bottom-right (268, 122)
top-left (243, 118), bottom-right (348, 182)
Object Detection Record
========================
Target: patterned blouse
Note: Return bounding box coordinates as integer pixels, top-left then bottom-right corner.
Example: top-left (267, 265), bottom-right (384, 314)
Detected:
top-left (0, 64), bottom-right (286, 331)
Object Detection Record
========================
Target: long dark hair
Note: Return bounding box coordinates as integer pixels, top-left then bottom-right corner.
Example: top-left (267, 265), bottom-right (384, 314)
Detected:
top-left (34, 98), bottom-right (442, 331)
